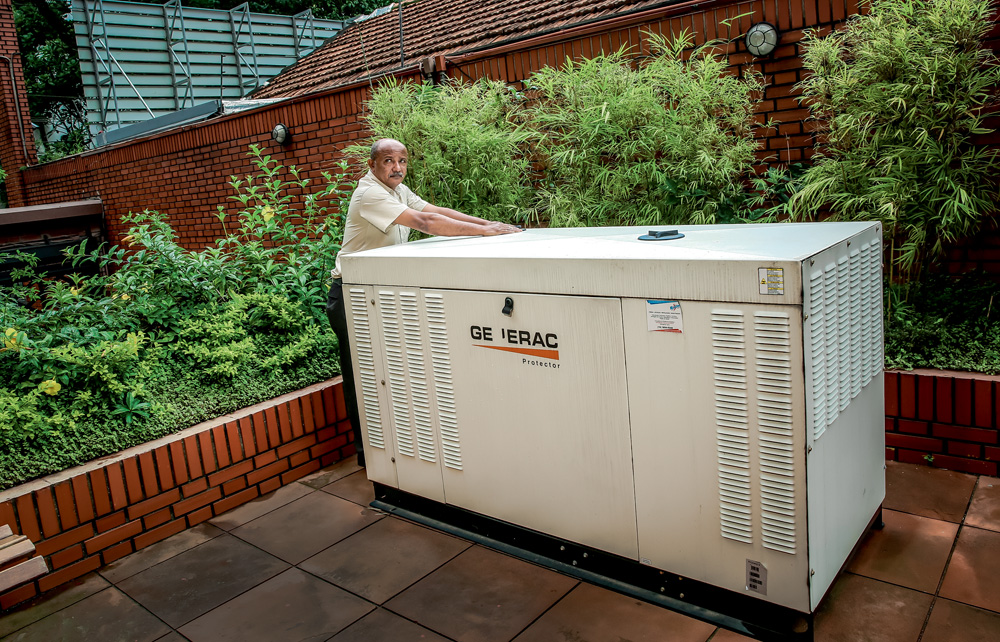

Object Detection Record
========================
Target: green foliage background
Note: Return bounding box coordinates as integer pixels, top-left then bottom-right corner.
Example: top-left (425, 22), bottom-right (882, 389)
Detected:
top-left (0, 148), bottom-right (353, 490)
top-left (785, 0), bottom-right (1000, 281)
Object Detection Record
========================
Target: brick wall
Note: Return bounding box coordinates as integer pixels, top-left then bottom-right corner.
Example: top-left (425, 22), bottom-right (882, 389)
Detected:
top-left (885, 370), bottom-right (1000, 476)
top-left (0, 378), bottom-right (355, 610)
top-left (0, 0), bottom-right (37, 206)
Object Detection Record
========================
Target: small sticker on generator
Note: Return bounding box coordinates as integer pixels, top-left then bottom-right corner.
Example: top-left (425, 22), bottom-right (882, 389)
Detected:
top-left (746, 559), bottom-right (767, 595)
top-left (758, 267), bottom-right (784, 295)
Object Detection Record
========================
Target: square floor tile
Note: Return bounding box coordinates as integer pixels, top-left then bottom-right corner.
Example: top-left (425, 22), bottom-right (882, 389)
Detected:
top-left (964, 476), bottom-right (1000, 533)
top-left (939, 526), bottom-right (1000, 613)
top-left (847, 509), bottom-right (958, 593)
top-left (208, 482), bottom-right (314, 531)
top-left (299, 456), bottom-right (364, 490)
top-left (178, 567), bottom-right (373, 642)
top-left (921, 597), bottom-right (1000, 642)
top-left (386, 545), bottom-right (577, 642)
top-left (813, 573), bottom-right (933, 642)
top-left (230, 491), bottom-right (382, 564)
top-left (329, 608), bottom-right (452, 642)
top-left (116, 533), bottom-right (288, 628)
top-left (322, 470), bottom-right (375, 506)
top-left (513, 582), bottom-right (716, 642)
top-left (884, 461), bottom-right (976, 523)
top-left (0, 586), bottom-right (170, 642)
top-left (708, 629), bottom-right (756, 641)
top-left (101, 523), bottom-right (223, 584)
top-left (301, 516), bottom-right (470, 603)
top-left (152, 633), bottom-right (189, 642)
top-left (0, 573), bottom-right (109, 638)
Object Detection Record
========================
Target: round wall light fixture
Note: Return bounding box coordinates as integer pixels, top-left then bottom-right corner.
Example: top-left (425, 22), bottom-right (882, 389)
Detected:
top-left (271, 123), bottom-right (290, 145)
top-left (745, 22), bottom-right (779, 57)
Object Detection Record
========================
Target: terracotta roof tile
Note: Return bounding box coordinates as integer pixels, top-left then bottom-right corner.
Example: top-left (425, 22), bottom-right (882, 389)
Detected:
top-left (253, 0), bottom-right (678, 99)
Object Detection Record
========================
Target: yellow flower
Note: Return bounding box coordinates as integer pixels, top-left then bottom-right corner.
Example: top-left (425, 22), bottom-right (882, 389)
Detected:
top-left (39, 380), bottom-right (61, 396)
top-left (70, 287), bottom-right (80, 296)
top-left (122, 235), bottom-right (134, 246)
top-left (261, 206), bottom-right (274, 222)
top-left (120, 293), bottom-right (130, 300)
top-left (3, 328), bottom-right (18, 351)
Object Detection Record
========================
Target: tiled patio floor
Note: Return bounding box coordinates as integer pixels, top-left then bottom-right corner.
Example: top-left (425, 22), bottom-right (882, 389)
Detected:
top-left (2, 460), bottom-right (999, 642)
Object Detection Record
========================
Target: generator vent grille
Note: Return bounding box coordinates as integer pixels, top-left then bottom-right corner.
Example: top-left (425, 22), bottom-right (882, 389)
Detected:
top-left (713, 310), bottom-right (752, 544)
top-left (349, 288), bottom-right (384, 449)
top-left (426, 293), bottom-right (462, 470)
top-left (379, 291), bottom-right (413, 457)
top-left (806, 237), bottom-right (883, 440)
top-left (754, 311), bottom-right (796, 555)
top-left (400, 292), bottom-right (437, 463)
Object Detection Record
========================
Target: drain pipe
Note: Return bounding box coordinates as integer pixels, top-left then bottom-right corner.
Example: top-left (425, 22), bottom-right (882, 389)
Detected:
top-left (0, 54), bottom-right (30, 166)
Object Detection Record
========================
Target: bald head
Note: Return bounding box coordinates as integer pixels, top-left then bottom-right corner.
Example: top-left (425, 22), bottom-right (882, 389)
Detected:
top-left (368, 138), bottom-right (409, 189)
top-left (370, 138), bottom-right (407, 161)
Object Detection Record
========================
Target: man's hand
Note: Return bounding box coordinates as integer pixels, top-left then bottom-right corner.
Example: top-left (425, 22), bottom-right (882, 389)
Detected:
top-left (481, 221), bottom-right (523, 236)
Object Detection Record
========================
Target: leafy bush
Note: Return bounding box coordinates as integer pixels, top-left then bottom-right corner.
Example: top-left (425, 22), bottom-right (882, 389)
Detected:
top-left (351, 30), bottom-right (767, 228)
top-left (884, 274), bottom-right (1000, 373)
top-left (523, 33), bottom-right (764, 227)
top-left (0, 147), bottom-right (353, 490)
top-left (787, 0), bottom-right (1000, 280)
top-left (346, 78), bottom-right (534, 225)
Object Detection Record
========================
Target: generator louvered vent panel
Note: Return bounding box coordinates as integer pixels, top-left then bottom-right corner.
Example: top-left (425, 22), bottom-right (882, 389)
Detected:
top-left (400, 292), bottom-right (437, 463)
top-left (863, 242), bottom-right (884, 380)
top-left (425, 293), bottom-right (462, 470)
top-left (713, 310), bottom-right (752, 544)
top-left (379, 290), bottom-right (413, 457)
top-left (754, 312), bottom-right (796, 555)
top-left (349, 288), bottom-right (383, 449)
top-left (807, 237), bottom-right (883, 440)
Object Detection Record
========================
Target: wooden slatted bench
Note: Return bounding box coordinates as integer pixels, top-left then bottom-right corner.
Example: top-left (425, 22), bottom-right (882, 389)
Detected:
top-left (0, 525), bottom-right (48, 593)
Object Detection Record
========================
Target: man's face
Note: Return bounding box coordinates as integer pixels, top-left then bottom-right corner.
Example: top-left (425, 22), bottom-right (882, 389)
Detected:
top-left (369, 143), bottom-right (408, 190)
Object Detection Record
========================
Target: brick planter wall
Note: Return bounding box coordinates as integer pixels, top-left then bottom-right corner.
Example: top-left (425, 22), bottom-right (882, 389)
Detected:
top-left (885, 370), bottom-right (1000, 476)
top-left (0, 378), bottom-right (353, 610)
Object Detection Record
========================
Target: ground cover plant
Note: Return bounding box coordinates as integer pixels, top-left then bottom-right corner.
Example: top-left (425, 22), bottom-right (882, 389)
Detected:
top-left (884, 273), bottom-right (1000, 374)
top-left (0, 147), bottom-right (352, 490)
top-left (784, 0), bottom-right (1000, 282)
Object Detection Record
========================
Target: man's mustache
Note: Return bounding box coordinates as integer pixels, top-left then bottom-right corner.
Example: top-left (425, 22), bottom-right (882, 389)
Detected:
top-left (390, 172), bottom-right (404, 178)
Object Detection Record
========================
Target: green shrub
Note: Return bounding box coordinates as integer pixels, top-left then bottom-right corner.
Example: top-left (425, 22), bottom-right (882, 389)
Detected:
top-left (787, 0), bottom-right (1000, 281)
top-left (346, 78), bottom-right (534, 225)
top-left (884, 274), bottom-right (1000, 373)
top-left (0, 146), bottom-right (353, 489)
top-left (524, 32), bottom-right (764, 227)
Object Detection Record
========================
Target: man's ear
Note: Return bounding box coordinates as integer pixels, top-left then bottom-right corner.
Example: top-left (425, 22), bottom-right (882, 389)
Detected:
top-left (367, 157), bottom-right (375, 170)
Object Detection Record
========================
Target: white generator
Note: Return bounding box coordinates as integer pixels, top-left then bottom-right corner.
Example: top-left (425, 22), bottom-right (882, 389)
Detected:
top-left (341, 222), bottom-right (885, 635)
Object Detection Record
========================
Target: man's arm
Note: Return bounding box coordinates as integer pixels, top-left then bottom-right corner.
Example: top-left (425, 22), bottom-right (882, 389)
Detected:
top-left (394, 206), bottom-right (521, 237)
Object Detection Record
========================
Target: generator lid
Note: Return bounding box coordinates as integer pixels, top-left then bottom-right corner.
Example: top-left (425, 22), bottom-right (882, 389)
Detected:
top-left (341, 222), bottom-right (881, 305)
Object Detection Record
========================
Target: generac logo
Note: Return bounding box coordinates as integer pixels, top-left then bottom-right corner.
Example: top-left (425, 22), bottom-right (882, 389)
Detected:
top-left (470, 325), bottom-right (559, 360)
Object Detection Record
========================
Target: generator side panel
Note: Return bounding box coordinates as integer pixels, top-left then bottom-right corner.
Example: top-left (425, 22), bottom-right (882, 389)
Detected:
top-left (626, 298), bottom-right (812, 613)
top-left (802, 224), bottom-right (885, 610)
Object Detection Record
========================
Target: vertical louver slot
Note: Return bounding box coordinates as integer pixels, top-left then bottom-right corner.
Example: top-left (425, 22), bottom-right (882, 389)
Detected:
top-left (860, 242), bottom-right (875, 381)
top-left (379, 291), bottom-right (414, 457)
top-left (754, 312), bottom-right (796, 555)
top-left (808, 268), bottom-right (828, 440)
top-left (349, 288), bottom-right (384, 449)
top-left (400, 292), bottom-right (436, 463)
top-left (425, 293), bottom-right (462, 470)
top-left (822, 261), bottom-right (839, 427)
top-left (863, 241), bottom-right (884, 380)
top-left (835, 256), bottom-right (851, 412)
top-left (713, 310), bottom-right (752, 544)
top-left (848, 250), bottom-right (864, 399)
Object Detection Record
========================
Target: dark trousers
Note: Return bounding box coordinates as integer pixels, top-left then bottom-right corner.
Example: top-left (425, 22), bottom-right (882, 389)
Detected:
top-left (326, 280), bottom-right (364, 465)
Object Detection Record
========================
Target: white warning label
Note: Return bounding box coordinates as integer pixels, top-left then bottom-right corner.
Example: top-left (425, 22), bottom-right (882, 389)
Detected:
top-left (758, 267), bottom-right (784, 295)
top-left (746, 559), bottom-right (767, 595)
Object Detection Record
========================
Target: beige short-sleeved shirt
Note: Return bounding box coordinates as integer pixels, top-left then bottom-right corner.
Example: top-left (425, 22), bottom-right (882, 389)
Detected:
top-left (332, 170), bottom-right (428, 278)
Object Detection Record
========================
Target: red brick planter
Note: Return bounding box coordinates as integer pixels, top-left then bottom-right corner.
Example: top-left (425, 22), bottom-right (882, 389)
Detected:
top-left (885, 369), bottom-right (1000, 476)
top-left (0, 378), bottom-right (353, 610)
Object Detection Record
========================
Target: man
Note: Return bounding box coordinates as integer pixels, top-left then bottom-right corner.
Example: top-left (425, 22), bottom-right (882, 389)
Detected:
top-left (326, 138), bottom-right (521, 466)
